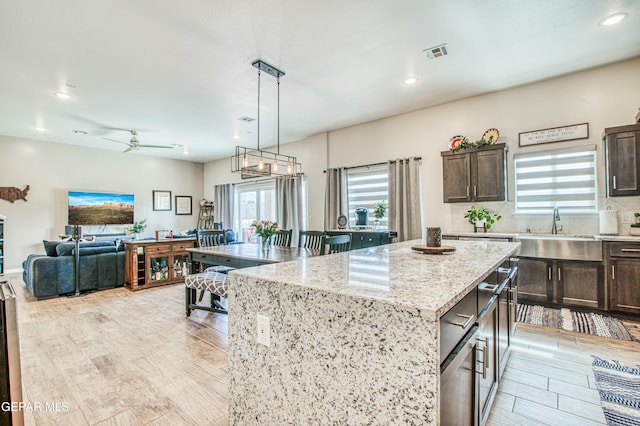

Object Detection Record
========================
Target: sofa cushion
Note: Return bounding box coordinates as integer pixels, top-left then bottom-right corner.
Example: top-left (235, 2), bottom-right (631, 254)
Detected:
top-left (76, 246), bottom-right (116, 256)
top-left (56, 240), bottom-right (115, 256)
top-left (43, 240), bottom-right (61, 257)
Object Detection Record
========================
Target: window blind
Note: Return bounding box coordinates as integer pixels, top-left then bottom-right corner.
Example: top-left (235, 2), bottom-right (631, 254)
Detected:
top-left (347, 165), bottom-right (388, 228)
top-left (514, 145), bottom-right (597, 214)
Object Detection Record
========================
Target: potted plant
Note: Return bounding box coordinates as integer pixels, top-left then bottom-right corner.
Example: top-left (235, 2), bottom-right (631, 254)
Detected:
top-left (464, 206), bottom-right (502, 233)
top-left (631, 212), bottom-right (640, 236)
top-left (127, 219), bottom-right (147, 239)
top-left (373, 201), bottom-right (387, 229)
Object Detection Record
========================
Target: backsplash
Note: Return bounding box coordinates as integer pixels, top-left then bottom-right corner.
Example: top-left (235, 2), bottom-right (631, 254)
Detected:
top-left (443, 197), bottom-right (640, 236)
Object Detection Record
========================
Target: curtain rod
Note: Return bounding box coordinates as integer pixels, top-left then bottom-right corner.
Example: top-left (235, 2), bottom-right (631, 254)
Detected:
top-left (323, 157), bottom-right (422, 173)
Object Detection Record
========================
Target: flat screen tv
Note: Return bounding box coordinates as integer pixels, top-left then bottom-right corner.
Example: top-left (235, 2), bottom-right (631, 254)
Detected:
top-left (68, 191), bottom-right (134, 225)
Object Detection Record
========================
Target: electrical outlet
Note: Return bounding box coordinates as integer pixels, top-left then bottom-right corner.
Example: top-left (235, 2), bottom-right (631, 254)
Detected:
top-left (622, 214), bottom-right (635, 224)
top-left (256, 314), bottom-right (270, 346)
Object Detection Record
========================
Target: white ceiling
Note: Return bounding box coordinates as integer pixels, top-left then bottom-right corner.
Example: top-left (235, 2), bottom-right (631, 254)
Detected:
top-left (1, 0), bottom-right (639, 163)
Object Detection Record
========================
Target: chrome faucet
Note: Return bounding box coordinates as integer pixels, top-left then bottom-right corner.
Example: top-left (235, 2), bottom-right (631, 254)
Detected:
top-left (551, 207), bottom-right (563, 234)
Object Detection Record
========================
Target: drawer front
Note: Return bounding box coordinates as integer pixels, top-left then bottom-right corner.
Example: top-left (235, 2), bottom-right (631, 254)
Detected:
top-left (173, 242), bottom-right (195, 251)
top-left (609, 242), bottom-right (640, 258)
top-left (361, 232), bottom-right (382, 248)
top-left (193, 252), bottom-right (216, 264)
top-left (440, 287), bottom-right (478, 364)
top-left (147, 244), bottom-right (170, 254)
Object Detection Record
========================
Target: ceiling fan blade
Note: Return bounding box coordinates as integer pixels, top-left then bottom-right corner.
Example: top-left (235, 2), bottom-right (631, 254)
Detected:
top-left (138, 144), bottom-right (174, 149)
top-left (122, 147), bottom-right (132, 153)
top-left (103, 137), bottom-right (130, 146)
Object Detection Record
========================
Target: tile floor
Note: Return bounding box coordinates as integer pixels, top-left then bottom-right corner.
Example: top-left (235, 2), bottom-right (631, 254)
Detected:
top-left (5, 273), bottom-right (640, 425)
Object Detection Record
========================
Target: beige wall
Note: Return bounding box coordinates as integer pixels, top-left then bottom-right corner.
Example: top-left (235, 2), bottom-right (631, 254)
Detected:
top-left (0, 136), bottom-right (204, 270)
top-left (204, 58), bottom-right (640, 236)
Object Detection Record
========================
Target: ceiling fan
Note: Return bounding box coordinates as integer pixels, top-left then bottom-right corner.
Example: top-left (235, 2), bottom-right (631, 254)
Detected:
top-left (102, 130), bottom-right (174, 152)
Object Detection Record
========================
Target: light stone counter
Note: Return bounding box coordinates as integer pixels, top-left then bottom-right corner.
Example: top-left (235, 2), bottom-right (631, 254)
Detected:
top-left (227, 239), bottom-right (519, 425)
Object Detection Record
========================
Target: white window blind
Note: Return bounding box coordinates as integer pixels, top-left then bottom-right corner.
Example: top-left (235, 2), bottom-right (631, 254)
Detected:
top-left (514, 145), bottom-right (597, 214)
top-left (347, 165), bottom-right (388, 228)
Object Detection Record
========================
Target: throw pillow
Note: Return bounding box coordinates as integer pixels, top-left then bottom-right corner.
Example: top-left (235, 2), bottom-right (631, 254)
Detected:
top-left (42, 240), bottom-right (62, 257)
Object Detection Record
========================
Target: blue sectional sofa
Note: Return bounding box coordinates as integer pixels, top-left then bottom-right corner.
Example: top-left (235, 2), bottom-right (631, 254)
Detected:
top-left (22, 240), bottom-right (125, 299)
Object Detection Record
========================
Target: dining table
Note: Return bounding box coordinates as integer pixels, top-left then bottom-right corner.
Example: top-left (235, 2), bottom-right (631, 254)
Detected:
top-left (186, 243), bottom-right (320, 270)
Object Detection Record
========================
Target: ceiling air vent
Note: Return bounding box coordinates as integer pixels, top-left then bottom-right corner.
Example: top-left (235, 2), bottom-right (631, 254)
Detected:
top-left (238, 116), bottom-right (255, 123)
top-left (423, 44), bottom-right (448, 60)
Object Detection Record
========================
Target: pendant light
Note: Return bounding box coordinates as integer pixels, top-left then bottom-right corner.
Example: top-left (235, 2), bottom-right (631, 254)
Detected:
top-left (231, 60), bottom-right (302, 178)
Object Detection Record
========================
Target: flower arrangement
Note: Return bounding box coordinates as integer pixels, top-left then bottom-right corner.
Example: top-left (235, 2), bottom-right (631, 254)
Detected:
top-left (632, 212), bottom-right (640, 228)
top-left (251, 220), bottom-right (279, 248)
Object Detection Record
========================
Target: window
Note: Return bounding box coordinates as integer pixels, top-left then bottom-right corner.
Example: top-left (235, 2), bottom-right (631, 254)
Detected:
top-left (347, 165), bottom-right (389, 228)
top-left (234, 180), bottom-right (275, 242)
top-left (514, 146), bottom-right (597, 214)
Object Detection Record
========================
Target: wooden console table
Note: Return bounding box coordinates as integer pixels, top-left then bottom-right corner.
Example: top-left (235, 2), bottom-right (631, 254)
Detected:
top-left (124, 238), bottom-right (196, 291)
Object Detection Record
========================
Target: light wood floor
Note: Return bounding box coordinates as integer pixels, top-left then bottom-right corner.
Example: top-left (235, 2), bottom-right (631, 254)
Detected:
top-left (6, 273), bottom-right (640, 425)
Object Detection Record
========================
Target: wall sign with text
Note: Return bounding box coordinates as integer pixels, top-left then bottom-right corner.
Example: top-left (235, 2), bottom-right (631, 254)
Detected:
top-left (519, 123), bottom-right (589, 147)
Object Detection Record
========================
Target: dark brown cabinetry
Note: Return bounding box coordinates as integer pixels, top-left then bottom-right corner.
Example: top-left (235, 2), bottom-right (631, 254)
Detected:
top-left (604, 123), bottom-right (640, 197)
top-left (607, 242), bottom-right (640, 315)
top-left (124, 238), bottom-right (196, 291)
top-left (0, 218), bottom-right (4, 275)
top-left (441, 143), bottom-right (507, 203)
top-left (518, 258), bottom-right (602, 308)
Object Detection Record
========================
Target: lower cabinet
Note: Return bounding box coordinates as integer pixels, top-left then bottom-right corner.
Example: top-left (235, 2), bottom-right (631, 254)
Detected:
top-left (326, 231), bottom-right (392, 250)
top-left (609, 258), bottom-right (640, 314)
top-left (517, 258), bottom-right (602, 309)
top-left (477, 295), bottom-right (498, 424)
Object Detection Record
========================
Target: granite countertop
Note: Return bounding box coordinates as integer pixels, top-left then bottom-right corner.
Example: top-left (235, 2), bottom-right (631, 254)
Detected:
top-left (444, 231), bottom-right (640, 242)
top-left (231, 239), bottom-right (520, 319)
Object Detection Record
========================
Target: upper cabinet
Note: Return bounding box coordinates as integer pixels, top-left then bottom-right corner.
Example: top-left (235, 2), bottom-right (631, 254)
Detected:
top-left (441, 143), bottom-right (507, 203)
top-left (604, 123), bottom-right (640, 197)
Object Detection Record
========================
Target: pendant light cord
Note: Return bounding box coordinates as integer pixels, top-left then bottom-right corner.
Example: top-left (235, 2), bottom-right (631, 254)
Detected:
top-left (257, 68), bottom-right (261, 151)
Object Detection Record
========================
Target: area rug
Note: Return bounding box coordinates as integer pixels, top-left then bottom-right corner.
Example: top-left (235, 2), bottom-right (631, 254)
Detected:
top-left (591, 356), bottom-right (640, 426)
top-left (517, 304), bottom-right (639, 342)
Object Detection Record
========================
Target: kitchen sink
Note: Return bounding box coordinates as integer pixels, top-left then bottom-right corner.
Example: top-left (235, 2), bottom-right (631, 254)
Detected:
top-left (516, 235), bottom-right (602, 261)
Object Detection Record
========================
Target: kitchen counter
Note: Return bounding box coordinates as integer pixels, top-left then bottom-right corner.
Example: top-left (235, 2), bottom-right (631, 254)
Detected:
top-left (227, 239), bottom-right (519, 424)
top-left (444, 231), bottom-right (640, 242)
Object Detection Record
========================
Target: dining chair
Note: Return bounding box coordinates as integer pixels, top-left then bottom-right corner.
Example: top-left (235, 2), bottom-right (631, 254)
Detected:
top-left (185, 229), bottom-right (232, 316)
top-left (298, 230), bottom-right (327, 255)
top-left (326, 234), bottom-right (351, 254)
top-left (272, 229), bottom-right (293, 247)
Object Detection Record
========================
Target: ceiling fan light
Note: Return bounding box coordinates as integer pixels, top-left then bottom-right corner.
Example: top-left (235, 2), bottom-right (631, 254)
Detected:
top-left (600, 13), bottom-right (627, 26)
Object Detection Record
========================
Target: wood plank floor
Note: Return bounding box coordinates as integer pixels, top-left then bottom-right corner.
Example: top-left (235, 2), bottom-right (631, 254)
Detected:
top-left (5, 273), bottom-right (640, 425)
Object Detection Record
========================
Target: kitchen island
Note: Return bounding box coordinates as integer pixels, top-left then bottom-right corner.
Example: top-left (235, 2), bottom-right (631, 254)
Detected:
top-left (227, 239), bottom-right (520, 425)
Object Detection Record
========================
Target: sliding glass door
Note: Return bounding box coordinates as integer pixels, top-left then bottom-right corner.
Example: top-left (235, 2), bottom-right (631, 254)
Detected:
top-left (235, 181), bottom-right (276, 242)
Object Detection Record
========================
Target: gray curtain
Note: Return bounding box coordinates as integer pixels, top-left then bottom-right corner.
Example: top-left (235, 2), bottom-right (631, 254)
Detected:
top-left (214, 183), bottom-right (234, 230)
top-left (324, 167), bottom-right (348, 230)
top-left (276, 176), bottom-right (304, 244)
top-left (388, 157), bottom-right (422, 242)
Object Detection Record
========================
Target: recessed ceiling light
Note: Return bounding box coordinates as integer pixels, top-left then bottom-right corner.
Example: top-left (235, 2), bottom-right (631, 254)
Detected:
top-left (403, 77), bottom-right (417, 85)
top-left (54, 91), bottom-right (71, 99)
top-left (233, 134), bottom-right (240, 140)
top-left (35, 127), bottom-right (46, 132)
top-left (600, 13), bottom-right (627, 26)
top-left (182, 146), bottom-right (189, 155)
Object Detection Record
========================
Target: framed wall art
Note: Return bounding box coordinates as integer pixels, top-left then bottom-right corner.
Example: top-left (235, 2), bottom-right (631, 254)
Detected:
top-left (175, 195), bottom-right (192, 215)
top-left (152, 190), bottom-right (172, 211)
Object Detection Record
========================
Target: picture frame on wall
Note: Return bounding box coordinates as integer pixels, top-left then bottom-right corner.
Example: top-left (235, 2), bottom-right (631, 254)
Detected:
top-left (152, 190), bottom-right (172, 211)
top-left (519, 122), bottom-right (589, 147)
top-left (175, 195), bottom-right (192, 215)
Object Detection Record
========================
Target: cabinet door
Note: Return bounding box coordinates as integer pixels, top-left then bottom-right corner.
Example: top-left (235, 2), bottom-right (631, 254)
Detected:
top-left (471, 149), bottom-right (505, 202)
top-left (610, 259), bottom-right (640, 314)
top-left (497, 286), bottom-right (509, 380)
top-left (443, 154), bottom-right (471, 202)
top-left (360, 232), bottom-right (381, 248)
top-left (477, 301), bottom-right (497, 423)
top-left (607, 129), bottom-right (640, 197)
top-left (517, 258), bottom-right (551, 303)
top-left (558, 261), bottom-right (602, 309)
